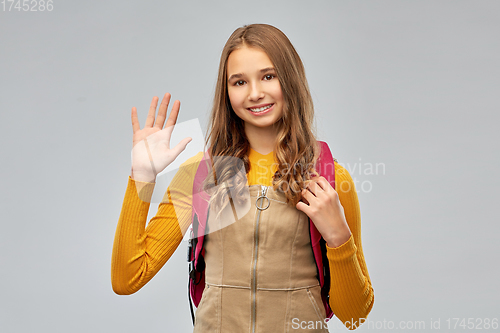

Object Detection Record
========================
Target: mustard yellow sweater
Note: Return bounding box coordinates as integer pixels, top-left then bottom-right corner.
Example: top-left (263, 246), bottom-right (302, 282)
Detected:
top-left (112, 148), bottom-right (374, 329)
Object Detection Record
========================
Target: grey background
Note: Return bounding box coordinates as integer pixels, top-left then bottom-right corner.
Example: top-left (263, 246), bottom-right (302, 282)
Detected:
top-left (1, 0), bottom-right (499, 332)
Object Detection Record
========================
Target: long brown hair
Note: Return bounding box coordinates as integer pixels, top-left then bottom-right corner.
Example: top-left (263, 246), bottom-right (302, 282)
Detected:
top-left (202, 23), bottom-right (321, 215)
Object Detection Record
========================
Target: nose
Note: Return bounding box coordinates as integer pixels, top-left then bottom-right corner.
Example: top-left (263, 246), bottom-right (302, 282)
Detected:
top-left (248, 81), bottom-right (264, 101)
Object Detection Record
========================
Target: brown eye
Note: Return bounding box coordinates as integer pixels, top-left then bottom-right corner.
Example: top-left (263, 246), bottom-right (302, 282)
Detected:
top-left (264, 74), bottom-right (275, 80)
top-left (235, 80), bottom-right (245, 86)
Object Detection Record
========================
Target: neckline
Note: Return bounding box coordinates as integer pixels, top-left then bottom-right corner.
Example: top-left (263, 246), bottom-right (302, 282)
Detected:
top-left (249, 147), bottom-right (274, 157)
top-left (248, 147), bottom-right (275, 164)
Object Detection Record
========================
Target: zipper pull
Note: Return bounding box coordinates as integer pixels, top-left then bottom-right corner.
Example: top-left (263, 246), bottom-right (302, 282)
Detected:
top-left (256, 185), bottom-right (270, 210)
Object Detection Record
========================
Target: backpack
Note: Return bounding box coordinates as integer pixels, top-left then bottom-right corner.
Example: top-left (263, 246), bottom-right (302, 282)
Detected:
top-left (187, 141), bottom-right (337, 325)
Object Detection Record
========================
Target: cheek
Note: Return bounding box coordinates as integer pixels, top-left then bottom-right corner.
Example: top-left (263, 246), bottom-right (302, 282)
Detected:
top-left (271, 84), bottom-right (284, 102)
top-left (227, 89), bottom-right (243, 107)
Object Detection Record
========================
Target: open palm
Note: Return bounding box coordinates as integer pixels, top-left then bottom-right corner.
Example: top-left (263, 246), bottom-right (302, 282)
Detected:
top-left (130, 93), bottom-right (192, 182)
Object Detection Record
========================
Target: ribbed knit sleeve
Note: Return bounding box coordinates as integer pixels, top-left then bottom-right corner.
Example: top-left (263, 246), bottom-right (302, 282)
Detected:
top-left (111, 152), bottom-right (204, 295)
top-left (326, 163), bottom-right (374, 329)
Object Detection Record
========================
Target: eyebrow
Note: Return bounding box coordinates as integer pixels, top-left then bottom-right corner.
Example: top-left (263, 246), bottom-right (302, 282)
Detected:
top-left (227, 67), bottom-right (276, 82)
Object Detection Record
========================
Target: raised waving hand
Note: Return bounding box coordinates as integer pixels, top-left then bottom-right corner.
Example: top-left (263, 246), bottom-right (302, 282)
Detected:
top-left (130, 93), bottom-right (192, 183)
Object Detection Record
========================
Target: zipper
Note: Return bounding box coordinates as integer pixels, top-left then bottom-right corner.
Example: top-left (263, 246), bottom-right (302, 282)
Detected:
top-left (251, 185), bottom-right (269, 333)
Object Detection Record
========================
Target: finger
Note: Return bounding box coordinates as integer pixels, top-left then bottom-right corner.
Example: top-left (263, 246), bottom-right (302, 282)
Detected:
top-left (305, 179), bottom-right (321, 196)
top-left (162, 122), bottom-right (174, 148)
top-left (145, 96), bottom-right (159, 128)
top-left (165, 100), bottom-right (181, 129)
top-left (155, 93), bottom-right (171, 130)
top-left (131, 107), bottom-right (140, 133)
top-left (316, 177), bottom-right (332, 192)
top-left (296, 201), bottom-right (310, 215)
top-left (161, 105), bottom-right (179, 146)
top-left (300, 189), bottom-right (311, 205)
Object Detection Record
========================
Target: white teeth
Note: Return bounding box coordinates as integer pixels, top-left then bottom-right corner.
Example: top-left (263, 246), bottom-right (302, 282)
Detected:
top-left (249, 104), bottom-right (272, 112)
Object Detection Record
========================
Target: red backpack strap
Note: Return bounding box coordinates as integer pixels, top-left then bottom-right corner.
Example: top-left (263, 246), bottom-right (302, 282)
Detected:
top-left (188, 149), bottom-right (212, 324)
top-left (192, 150), bottom-right (211, 270)
top-left (309, 140), bottom-right (336, 320)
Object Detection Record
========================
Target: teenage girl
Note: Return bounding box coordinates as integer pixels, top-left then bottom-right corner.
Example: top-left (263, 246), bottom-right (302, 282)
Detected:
top-left (112, 23), bottom-right (374, 332)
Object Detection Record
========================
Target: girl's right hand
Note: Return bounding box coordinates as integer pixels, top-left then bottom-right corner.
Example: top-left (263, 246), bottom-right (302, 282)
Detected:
top-left (130, 93), bottom-right (192, 182)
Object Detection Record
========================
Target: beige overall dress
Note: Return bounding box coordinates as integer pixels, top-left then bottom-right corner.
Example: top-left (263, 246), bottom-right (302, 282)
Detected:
top-left (193, 184), bottom-right (330, 333)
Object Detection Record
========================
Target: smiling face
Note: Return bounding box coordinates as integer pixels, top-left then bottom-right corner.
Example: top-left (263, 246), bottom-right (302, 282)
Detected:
top-left (226, 46), bottom-right (284, 138)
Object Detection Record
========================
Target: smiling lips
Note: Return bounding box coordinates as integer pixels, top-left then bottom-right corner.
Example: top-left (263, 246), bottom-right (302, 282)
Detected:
top-left (247, 103), bottom-right (274, 113)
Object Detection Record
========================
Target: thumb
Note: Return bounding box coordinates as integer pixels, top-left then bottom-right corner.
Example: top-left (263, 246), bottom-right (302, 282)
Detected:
top-left (170, 137), bottom-right (192, 156)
